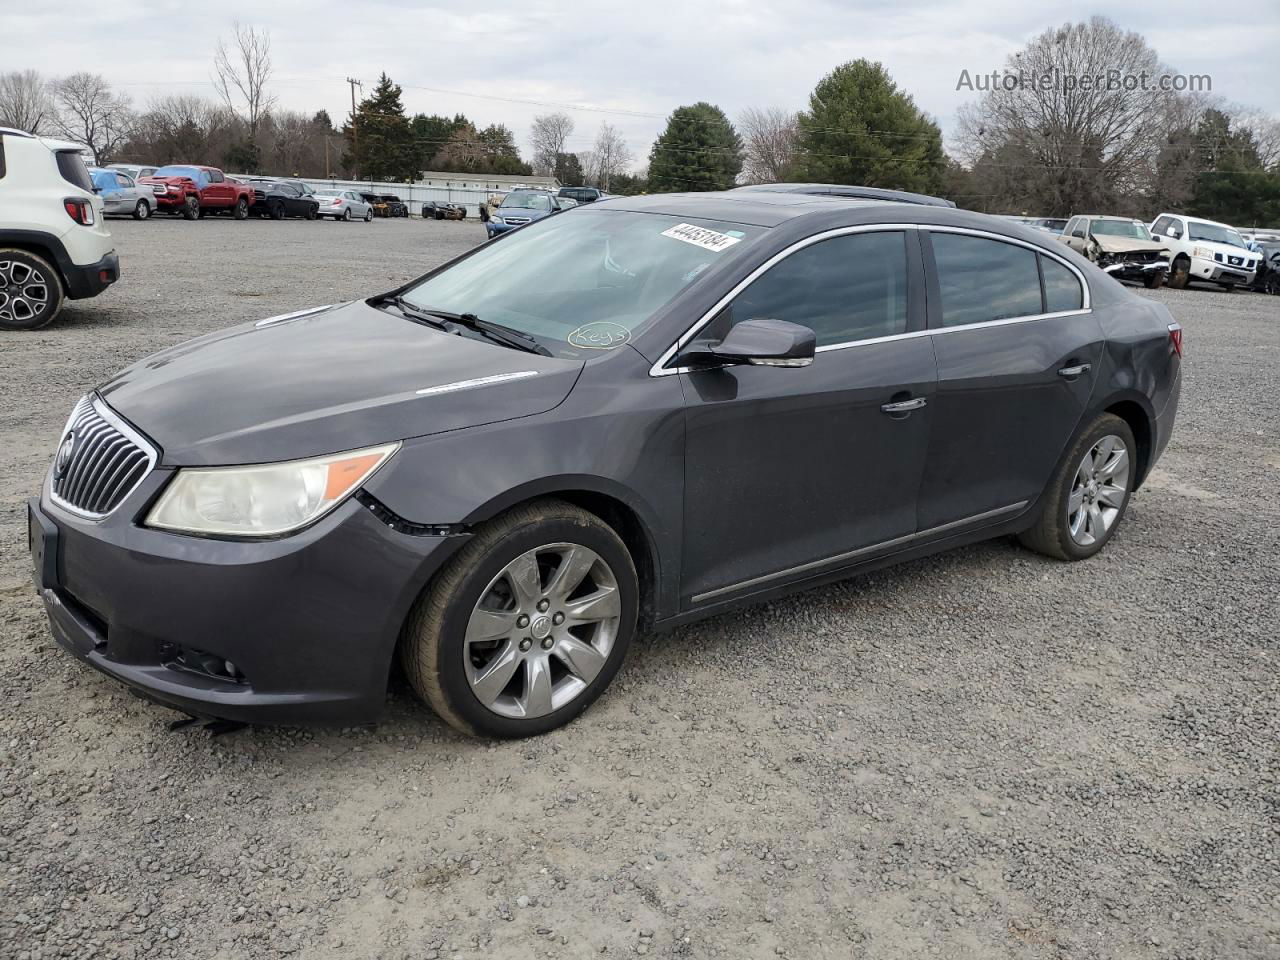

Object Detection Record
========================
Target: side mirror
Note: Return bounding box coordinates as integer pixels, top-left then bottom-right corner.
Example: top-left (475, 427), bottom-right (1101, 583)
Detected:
top-left (685, 318), bottom-right (816, 369)
top-left (1071, 229), bottom-right (1086, 239)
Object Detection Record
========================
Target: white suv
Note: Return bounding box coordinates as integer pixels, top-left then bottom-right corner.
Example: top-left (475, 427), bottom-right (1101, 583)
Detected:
top-left (1149, 212), bottom-right (1258, 291)
top-left (0, 128), bottom-right (119, 329)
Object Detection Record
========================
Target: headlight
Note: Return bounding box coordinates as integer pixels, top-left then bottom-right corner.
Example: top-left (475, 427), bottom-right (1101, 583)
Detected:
top-left (145, 443), bottom-right (399, 538)
top-left (1192, 246), bottom-right (1214, 258)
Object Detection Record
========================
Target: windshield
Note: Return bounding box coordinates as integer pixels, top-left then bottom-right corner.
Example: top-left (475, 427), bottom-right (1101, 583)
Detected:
top-left (1187, 221), bottom-right (1246, 247)
top-left (1091, 220), bottom-right (1151, 240)
top-left (399, 209), bottom-right (767, 359)
top-left (152, 165), bottom-right (201, 179)
top-left (501, 193), bottom-right (553, 211)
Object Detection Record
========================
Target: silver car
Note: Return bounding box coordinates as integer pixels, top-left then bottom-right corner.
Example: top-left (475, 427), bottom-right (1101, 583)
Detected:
top-left (89, 167), bottom-right (155, 219)
top-left (107, 163), bottom-right (157, 180)
top-left (313, 189), bottom-right (373, 222)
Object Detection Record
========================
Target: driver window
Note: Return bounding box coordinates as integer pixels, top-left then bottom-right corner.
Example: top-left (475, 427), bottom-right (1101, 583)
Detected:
top-left (711, 232), bottom-right (908, 348)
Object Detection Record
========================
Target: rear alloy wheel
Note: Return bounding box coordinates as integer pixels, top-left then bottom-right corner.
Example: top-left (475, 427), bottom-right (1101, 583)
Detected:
top-left (1168, 256), bottom-right (1190, 289)
top-left (133, 199), bottom-right (151, 220)
top-left (233, 197), bottom-right (250, 220)
top-left (401, 500), bottom-right (637, 738)
top-left (0, 249), bottom-right (63, 330)
top-left (1018, 413), bottom-right (1136, 561)
top-left (182, 195), bottom-right (200, 220)
top-left (364, 208), bottom-right (373, 222)
top-left (269, 200), bottom-right (286, 220)
top-left (342, 208), bottom-right (352, 222)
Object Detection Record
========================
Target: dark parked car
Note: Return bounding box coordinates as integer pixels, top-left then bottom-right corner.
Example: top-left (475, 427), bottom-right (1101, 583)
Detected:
top-left (558, 185), bottom-right (604, 205)
top-left (244, 179), bottom-right (319, 220)
top-left (1247, 242), bottom-right (1280, 294)
top-left (421, 201), bottom-right (464, 221)
top-left (29, 186), bottom-right (1182, 738)
top-left (379, 194), bottom-right (408, 217)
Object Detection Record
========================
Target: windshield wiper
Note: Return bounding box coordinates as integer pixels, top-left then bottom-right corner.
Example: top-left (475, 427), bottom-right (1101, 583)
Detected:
top-left (382, 297), bottom-right (549, 356)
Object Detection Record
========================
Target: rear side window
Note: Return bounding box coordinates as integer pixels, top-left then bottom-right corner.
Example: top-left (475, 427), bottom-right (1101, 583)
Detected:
top-left (727, 231), bottom-right (909, 347)
top-left (56, 151), bottom-right (94, 192)
top-left (1041, 255), bottom-right (1083, 312)
top-left (931, 233), bottom-right (1043, 327)
top-left (208, 169), bottom-right (224, 183)
top-left (0, 137), bottom-right (6, 180)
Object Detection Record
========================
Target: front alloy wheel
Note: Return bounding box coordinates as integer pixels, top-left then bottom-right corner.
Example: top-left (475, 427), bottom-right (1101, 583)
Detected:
top-left (401, 500), bottom-right (637, 738)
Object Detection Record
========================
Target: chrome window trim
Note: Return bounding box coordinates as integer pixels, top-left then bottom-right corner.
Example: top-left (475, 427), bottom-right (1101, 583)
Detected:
top-left (649, 222), bottom-right (1091, 377)
top-left (48, 394), bottom-right (160, 522)
top-left (690, 500), bottom-right (1029, 604)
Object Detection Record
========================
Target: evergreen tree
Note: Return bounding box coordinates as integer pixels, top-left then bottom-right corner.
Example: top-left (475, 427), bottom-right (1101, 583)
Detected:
top-left (411, 112), bottom-right (469, 170)
top-left (793, 60), bottom-right (944, 194)
top-left (647, 102), bottom-right (742, 192)
top-left (345, 73), bottom-right (414, 181)
top-left (554, 152), bottom-right (583, 185)
top-left (1187, 109), bottom-right (1280, 225)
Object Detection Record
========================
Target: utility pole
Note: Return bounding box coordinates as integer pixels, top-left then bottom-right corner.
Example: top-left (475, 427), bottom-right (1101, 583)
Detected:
top-left (346, 77), bottom-right (363, 176)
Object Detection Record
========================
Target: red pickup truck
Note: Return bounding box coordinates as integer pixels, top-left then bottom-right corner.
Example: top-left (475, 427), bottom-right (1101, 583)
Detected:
top-left (138, 165), bottom-right (255, 220)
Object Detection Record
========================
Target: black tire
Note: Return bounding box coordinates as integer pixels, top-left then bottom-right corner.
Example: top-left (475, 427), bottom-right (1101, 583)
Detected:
top-left (364, 208), bottom-right (373, 222)
top-left (401, 499), bottom-right (638, 738)
top-left (1144, 271), bottom-right (1164, 289)
top-left (1018, 413), bottom-right (1137, 561)
top-left (133, 199), bottom-right (151, 220)
top-left (0, 248), bottom-right (64, 330)
top-left (233, 197), bottom-right (250, 220)
top-left (1167, 256), bottom-right (1190, 289)
top-left (306, 205), bottom-right (317, 220)
top-left (181, 195), bottom-right (200, 220)
top-left (342, 208), bottom-right (352, 222)
top-left (269, 200), bottom-right (285, 220)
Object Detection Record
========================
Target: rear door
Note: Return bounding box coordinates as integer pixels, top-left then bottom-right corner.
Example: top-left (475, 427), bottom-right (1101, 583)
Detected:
top-left (678, 228), bottom-right (937, 607)
top-left (916, 228), bottom-right (1104, 530)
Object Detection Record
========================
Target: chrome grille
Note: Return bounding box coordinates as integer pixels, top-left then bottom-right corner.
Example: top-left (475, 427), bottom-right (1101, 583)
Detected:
top-left (50, 395), bottom-right (156, 518)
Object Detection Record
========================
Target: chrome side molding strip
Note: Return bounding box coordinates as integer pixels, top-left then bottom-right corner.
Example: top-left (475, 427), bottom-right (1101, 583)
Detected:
top-left (416, 370), bottom-right (540, 397)
top-left (690, 500), bottom-right (1029, 604)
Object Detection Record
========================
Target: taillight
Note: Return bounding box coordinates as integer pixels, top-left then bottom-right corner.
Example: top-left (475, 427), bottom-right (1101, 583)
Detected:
top-left (63, 198), bottom-right (95, 226)
top-left (1168, 323), bottom-right (1183, 358)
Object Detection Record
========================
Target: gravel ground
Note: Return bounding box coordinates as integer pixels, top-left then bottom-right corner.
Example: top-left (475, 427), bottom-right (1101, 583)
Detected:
top-left (1, 218), bottom-right (1277, 960)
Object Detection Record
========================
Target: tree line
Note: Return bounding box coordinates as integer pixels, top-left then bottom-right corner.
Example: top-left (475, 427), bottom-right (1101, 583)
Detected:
top-left (2, 16), bottom-right (1276, 223)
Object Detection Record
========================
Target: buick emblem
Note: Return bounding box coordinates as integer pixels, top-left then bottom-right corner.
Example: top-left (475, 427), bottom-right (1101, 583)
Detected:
top-left (54, 432), bottom-right (76, 478)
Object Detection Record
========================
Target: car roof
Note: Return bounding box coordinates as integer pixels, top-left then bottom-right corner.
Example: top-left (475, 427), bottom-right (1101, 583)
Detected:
top-left (1078, 215), bottom-right (1142, 222)
top-left (733, 182), bottom-right (956, 208)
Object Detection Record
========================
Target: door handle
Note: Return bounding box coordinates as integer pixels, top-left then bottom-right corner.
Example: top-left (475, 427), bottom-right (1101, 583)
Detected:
top-left (1058, 363), bottom-right (1091, 378)
top-left (880, 397), bottom-right (927, 414)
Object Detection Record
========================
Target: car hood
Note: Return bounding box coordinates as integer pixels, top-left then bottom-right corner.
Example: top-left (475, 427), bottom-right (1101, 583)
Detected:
top-left (98, 300), bottom-right (583, 467)
top-left (496, 207), bottom-right (550, 220)
top-left (1187, 239), bottom-right (1252, 259)
top-left (1090, 235), bottom-right (1168, 255)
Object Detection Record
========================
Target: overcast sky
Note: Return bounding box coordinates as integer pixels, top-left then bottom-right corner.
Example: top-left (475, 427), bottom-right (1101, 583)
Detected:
top-left (5, 0), bottom-right (1277, 168)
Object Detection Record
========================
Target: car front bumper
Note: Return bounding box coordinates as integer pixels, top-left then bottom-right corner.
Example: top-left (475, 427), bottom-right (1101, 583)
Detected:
top-left (30, 479), bottom-right (465, 726)
top-left (1190, 256), bottom-right (1254, 284)
top-left (486, 220), bottom-right (526, 236)
top-left (1102, 260), bottom-right (1168, 282)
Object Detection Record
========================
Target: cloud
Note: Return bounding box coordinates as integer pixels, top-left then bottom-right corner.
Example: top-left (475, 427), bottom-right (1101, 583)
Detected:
top-left (3, 0), bottom-right (1276, 169)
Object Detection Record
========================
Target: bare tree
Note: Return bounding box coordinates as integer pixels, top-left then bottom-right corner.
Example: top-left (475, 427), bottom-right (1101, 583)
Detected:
top-left (583, 122), bottom-right (632, 191)
top-left (50, 73), bottom-right (133, 164)
top-left (955, 17), bottom-right (1186, 214)
top-left (529, 112), bottom-right (574, 176)
top-left (213, 23), bottom-right (276, 144)
top-left (0, 70), bottom-right (55, 134)
top-left (125, 95), bottom-right (234, 165)
top-left (1231, 105), bottom-right (1280, 169)
top-left (738, 106), bottom-right (797, 183)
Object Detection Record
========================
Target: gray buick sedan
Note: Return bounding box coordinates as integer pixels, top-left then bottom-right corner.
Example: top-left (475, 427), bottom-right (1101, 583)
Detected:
top-left (30, 185), bottom-right (1182, 738)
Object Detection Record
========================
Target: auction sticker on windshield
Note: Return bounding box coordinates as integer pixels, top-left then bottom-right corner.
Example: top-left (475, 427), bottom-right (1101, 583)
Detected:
top-left (660, 223), bottom-right (743, 252)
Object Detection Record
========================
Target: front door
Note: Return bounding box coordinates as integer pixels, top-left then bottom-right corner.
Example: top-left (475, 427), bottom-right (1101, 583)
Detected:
top-left (678, 228), bottom-right (937, 607)
top-left (916, 229), bottom-right (1105, 530)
